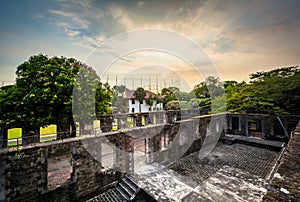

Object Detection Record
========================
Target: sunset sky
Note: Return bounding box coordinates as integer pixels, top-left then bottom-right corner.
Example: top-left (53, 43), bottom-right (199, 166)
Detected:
top-left (1, 0), bottom-right (300, 90)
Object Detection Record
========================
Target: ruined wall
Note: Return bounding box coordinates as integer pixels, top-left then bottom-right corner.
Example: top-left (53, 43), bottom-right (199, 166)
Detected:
top-left (1, 113), bottom-right (297, 201)
top-left (226, 114), bottom-right (300, 139)
top-left (0, 137), bottom-right (124, 202)
top-left (0, 113), bottom-right (223, 202)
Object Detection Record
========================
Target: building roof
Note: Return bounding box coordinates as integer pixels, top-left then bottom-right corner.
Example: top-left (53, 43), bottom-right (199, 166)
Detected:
top-left (124, 89), bottom-right (163, 99)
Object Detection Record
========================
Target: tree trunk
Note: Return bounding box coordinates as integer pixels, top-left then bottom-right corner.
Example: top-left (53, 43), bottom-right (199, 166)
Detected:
top-left (69, 112), bottom-right (76, 137)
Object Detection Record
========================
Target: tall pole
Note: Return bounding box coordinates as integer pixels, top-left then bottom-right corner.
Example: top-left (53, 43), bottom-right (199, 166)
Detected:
top-left (156, 75), bottom-right (158, 94)
top-left (149, 74), bottom-right (151, 91)
top-left (124, 74), bottom-right (126, 87)
top-left (132, 76), bottom-right (134, 90)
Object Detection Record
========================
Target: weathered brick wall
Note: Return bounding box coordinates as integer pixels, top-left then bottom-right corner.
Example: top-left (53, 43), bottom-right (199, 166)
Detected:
top-left (0, 147), bottom-right (47, 202)
top-left (0, 136), bottom-right (124, 202)
top-left (3, 113), bottom-right (297, 201)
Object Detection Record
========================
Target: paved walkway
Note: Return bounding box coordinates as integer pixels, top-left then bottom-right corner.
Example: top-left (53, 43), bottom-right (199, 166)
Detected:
top-left (128, 142), bottom-right (280, 201)
top-left (263, 121), bottom-right (300, 201)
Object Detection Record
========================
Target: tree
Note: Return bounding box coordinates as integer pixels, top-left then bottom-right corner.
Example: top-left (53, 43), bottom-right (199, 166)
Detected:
top-left (0, 54), bottom-right (113, 139)
top-left (193, 76), bottom-right (224, 99)
top-left (174, 91), bottom-right (195, 102)
top-left (72, 64), bottom-right (112, 133)
top-left (161, 87), bottom-right (178, 105)
top-left (248, 66), bottom-right (300, 114)
top-left (223, 66), bottom-right (300, 115)
top-left (113, 85), bottom-right (127, 97)
top-left (0, 85), bottom-right (24, 128)
top-left (95, 82), bottom-right (112, 117)
top-left (146, 94), bottom-right (155, 111)
top-left (133, 87), bottom-right (146, 113)
top-left (112, 85), bottom-right (127, 113)
top-left (165, 100), bottom-right (180, 110)
top-left (14, 54), bottom-right (80, 136)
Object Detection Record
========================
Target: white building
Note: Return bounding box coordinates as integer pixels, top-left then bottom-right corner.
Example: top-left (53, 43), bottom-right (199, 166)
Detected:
top-left (123, 90), bottom-right (164, 113)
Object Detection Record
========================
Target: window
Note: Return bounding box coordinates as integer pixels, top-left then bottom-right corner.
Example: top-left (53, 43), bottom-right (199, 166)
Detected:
top-left (47, 155), bottom-right (72, 190)
top-left (131, 99), bottom-right (135, 104)
top-left (131, 108), bottom-right (135, 113)
top-left (232, 117), bottom-right (239, 130)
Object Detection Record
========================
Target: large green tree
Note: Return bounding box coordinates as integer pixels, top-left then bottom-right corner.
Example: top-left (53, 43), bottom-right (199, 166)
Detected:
top-left (0, 54), bottom-right (112, 138)
top-left (14, 54), bottom-right (80, 136)
top-left (225, 66), bottom-right (300, 115)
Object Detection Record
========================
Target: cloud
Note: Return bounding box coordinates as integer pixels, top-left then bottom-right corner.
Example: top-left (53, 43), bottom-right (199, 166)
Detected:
top-left (137, 1), bottom-right (144, 8)
top-left (35, 13), bottom-right (44, 19)
top-left (49, 9), bottom-right (74, 17)
top-left (44, 0), bottom-right (300, 81)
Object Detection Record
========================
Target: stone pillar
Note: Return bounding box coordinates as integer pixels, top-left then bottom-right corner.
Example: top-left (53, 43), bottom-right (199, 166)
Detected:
top-left (227, 115), bottom-right (232, 131)
top-left (100, 116), bottom-right (113, 132)
top-left (117, 115), bottom-right (127, 129)
top-left (239, 115), bottom-right (248, 136)
top-left (156, 112), bottom-right (163, 124)
top-left (25, 128), bottom-right (40, 145)
top-left (198, 117), bottom-right (208, 142)
top-left (146, 138), bottom-right (154, 164)
top-left (152, 113), bottom-right (157, 125)
top-left (146, 113), bottom-right (152, 125)
top-left (0, 123), bottom-right (7, 148)
top-left (22, 127), bottom-right (29, 146)
top-left (166, 111), bottom-right (174, 123)
top-left (262, 116), bottom-right (274, 139)
top-left (115, 133), bottom-right (134, 173)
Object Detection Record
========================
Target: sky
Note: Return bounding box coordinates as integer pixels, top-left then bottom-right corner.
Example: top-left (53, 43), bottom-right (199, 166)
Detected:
top-left (1, 0), bottom-right (300, 90)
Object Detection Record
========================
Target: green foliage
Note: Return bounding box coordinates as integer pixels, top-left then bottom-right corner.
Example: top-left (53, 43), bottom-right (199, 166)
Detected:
top-left (0, 54), bottom-right (112, 135)
top-left (161, 87), bottom-right (178, 104)
top-left (95, 82), bottom-right (112, 117)
top-left (113, 85), bottom-right (127, 97)
top-left (193, 76), bottom-right (224, 99)
top-left (133, 87), bottom-right (146, 113)
top-left (111, 85), bottom-right (128, 113)
top-left (225, 66), bottom-right (300, 115)
top-left (174, 91), bottom-right (195, 101)
top-left (145, 94), bottom-right (155, 111)
top-left (198, 98), bottom-right (211, 109)
top-left (9, 54), bottom-right (81, 132)
top-left (165, 100), bottom-right (180, 110)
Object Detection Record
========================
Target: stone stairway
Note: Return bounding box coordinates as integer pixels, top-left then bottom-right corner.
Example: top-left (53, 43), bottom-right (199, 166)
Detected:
top-left (86, 177), bottom-right (140, 202)
top-left (115, 177), bottom-right (140, 201)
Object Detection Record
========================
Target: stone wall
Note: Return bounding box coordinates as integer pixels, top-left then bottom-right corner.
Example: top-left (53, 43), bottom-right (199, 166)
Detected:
top-left (226, 113), bottom-right (300, 140)
top-left (0, 137), bottom-right (124, 202)
top-left (0, 113), bottom-right (224, 202)
top-left (0, 113), bottom-right (298, 201)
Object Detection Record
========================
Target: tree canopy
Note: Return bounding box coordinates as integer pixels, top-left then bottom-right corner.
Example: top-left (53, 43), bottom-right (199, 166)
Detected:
top-left (133, 87), bottom-right (146, 113)
top-left (0, 54), bottom-right (112, 136)
top-left (225, 66), bottom-right (300, 115)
